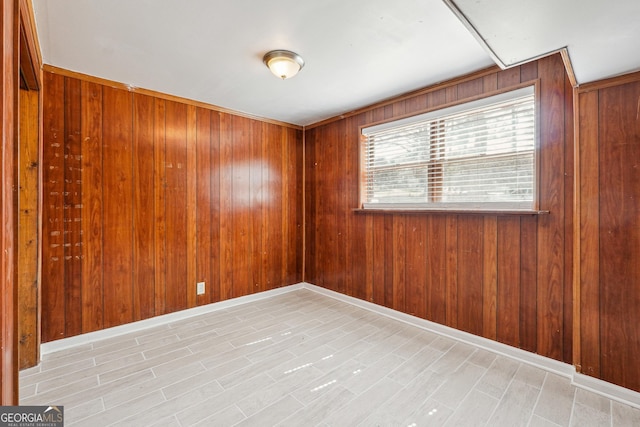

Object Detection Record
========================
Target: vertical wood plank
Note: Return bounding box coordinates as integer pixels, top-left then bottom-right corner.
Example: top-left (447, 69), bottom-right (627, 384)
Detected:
top-left (42, 71), bottom-right (66, 341)
top-left (445, 216), bottom-right (458, 328)
top-left (405, 216), bottom-right (426, 319)
top-left (264, 121), bottom-right (282, 292)
top-left (195, 108), bottom-right (212, 305)
top-left (318, 126), bottom-right (332, 289)
top-left (250, 119), bottom-right (263, 293)
top-left (232, 115), bottom-right (251, 297)
top-left (209, 112), bottom-right (221, 302)
top-left (483, 74), bottom-right (498, 93)
top-left (392, 215), bottom-right (406, 312)
top-left (80, 80), bottom-right (103, 333)
top-left (445, 86), bottom-right (458, 104)
top-left (520, 216), bottom-right (538, 353)
top-left (186, 105), bottom-right (197, 307)
top-left (102, 86), bottom-right (134, 328)
top-left (153, 98), bottom-right (167, 315)
top-left (372, 216), bottom-right (386, 306)
top-left (456, 217), bottom-right (483, 336)
top-left (482, 216), bottom-right (498, 340)
top-left (384, 104), bottom-right (394, 119)
top-left (383, 216), bottom-right (394, 307)
top-left (285, 127), bottom-right (302, 285)
top-left (365, 215), bottom-right (374, 302)
top-left (320, 124), bottom-right (338, 291)
top-left (279, 124), bottom-right (290, 288)
top-left (497, 67), bottom-right (521, 89)
top-left (218, 113), bottom-right (233, 300)
top-left (392, 100), bottom-right (406, 117)
top-left (577, 90), bottom-right (599, 377)
top-left (293, 128), bottom-right (304, 283)
top-left (457, 77), bottom-right (483, 100)
top-left (429, 89), bottom-right (447, 108)
top-left (260, 123), bottom-right (273, 291)
top-left (496, 217), bottom-right (521, 347)
top-left (520, 61), bottom-right (539, 83)
top-left (404, 94), bottom-right (427, 115)
top-left (63, 77), bottom-right (82, 337)
top-left (426, 216), bottom-right (446, 324)
top-left (132, 93), bottom-right (155, 320)
top-left (164, 100), bottom-right (188, 312)
top-left (303, 128), bottom-right (317, 284)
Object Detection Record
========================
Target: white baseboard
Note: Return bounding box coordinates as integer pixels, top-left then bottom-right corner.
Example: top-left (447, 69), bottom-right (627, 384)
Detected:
top-left (40, 281), bottom-right (640, 409)
top-left (40, 283), bottom-right (305, 356)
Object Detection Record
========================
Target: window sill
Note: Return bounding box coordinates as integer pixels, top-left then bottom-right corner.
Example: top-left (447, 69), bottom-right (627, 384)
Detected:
top-left (352, 208), bottom-right (549, 216)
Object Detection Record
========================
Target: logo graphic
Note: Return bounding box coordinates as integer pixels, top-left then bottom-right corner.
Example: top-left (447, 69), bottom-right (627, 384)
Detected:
top-left (0, 405), bottom-right (64, 427)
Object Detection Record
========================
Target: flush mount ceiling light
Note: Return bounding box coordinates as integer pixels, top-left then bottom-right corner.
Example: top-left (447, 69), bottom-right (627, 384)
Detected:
top-left (263, 50), bottom-right (305, 80)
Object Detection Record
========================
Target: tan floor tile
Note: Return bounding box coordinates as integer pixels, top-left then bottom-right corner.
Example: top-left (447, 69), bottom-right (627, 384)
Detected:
top-left (431, 361), bottom-right (486, 408)
top-left (235, 395), bottom-right (303, 427)
top-left (406, 398), bottom-right (454, 426)
top-left (363, 369), bottom-right (448, 425)
top-left (20, 357), bottom-right (96, 388)
top-left (486, 377), bottom-right (540, 426)
top-left (68, 390), bottom-right (165, 426)
top-left (529, 414), bottom-right (564, 427)
top-left (513, 363), bottom-right (547, 389)
top-left (345, 352), bottom-right (406, 394)
top-left (442, 389), bottom-right (499, 427)
top-left (64, 398), bottom-right (105, 423)
top-left (193, 405), bottom-right (246, 426)
top-left (175, 373), bottom-right (275, 426)
top-left (468, 348), bottom-right (498, 369)
top-left (323, 377), bottom-right (403, 426)
top-left (612, 400), bottom-right (640, 426)
top-left (236, 365), bottom-right (322, 416)
top-left (103, 361), bottom-right (206, 409)
top-left (387, 346), bottom-right (443, 385)
top-left (533, 373), bottom-right (576, 426)
top-left (280, 386), bottom-right (356, 426)
top-left (475, 355), bottom-right (520, 398)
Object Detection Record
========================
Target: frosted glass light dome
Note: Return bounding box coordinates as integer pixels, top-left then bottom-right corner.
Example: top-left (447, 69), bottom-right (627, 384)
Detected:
top-left (263, 50), bottom-right (305, 80)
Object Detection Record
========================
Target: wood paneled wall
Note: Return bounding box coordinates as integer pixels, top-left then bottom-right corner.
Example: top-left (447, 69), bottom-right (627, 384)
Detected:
top-left (41, 70), bottom-right (303, 342)
top-left (305, 54), bottom-right (575, 363)
top-left (576, 73), bottom-right (640, 392)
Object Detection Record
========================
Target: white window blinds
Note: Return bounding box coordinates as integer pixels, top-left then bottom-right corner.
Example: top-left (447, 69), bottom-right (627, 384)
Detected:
top-left (362, 86), bottom-right (536, 210)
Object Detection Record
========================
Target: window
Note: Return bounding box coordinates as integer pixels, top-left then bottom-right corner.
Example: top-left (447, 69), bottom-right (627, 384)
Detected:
top-left (361, 86), bottom-right (537, 211)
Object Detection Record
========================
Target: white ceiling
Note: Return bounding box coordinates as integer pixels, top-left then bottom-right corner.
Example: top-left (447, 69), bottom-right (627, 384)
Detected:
top-left (447, 0), bottom-right (640, 84)
top-left (32, 0), bottom-right (640, 126)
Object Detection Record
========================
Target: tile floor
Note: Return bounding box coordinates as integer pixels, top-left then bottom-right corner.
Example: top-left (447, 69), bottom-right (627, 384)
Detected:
top-left (19, 289), bottom-right (640, 426)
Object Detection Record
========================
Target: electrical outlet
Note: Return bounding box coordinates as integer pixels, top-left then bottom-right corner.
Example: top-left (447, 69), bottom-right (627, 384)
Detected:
top-left (196, 282), bottom-right (205, 295)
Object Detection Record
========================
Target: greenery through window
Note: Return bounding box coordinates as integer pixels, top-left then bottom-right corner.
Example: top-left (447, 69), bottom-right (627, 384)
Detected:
top-left (361, 86), bottom-right (536, 210)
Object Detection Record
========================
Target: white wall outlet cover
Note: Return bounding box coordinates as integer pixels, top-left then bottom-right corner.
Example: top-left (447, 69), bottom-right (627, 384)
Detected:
top-left (196, 282), bottom-right (205, 295)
